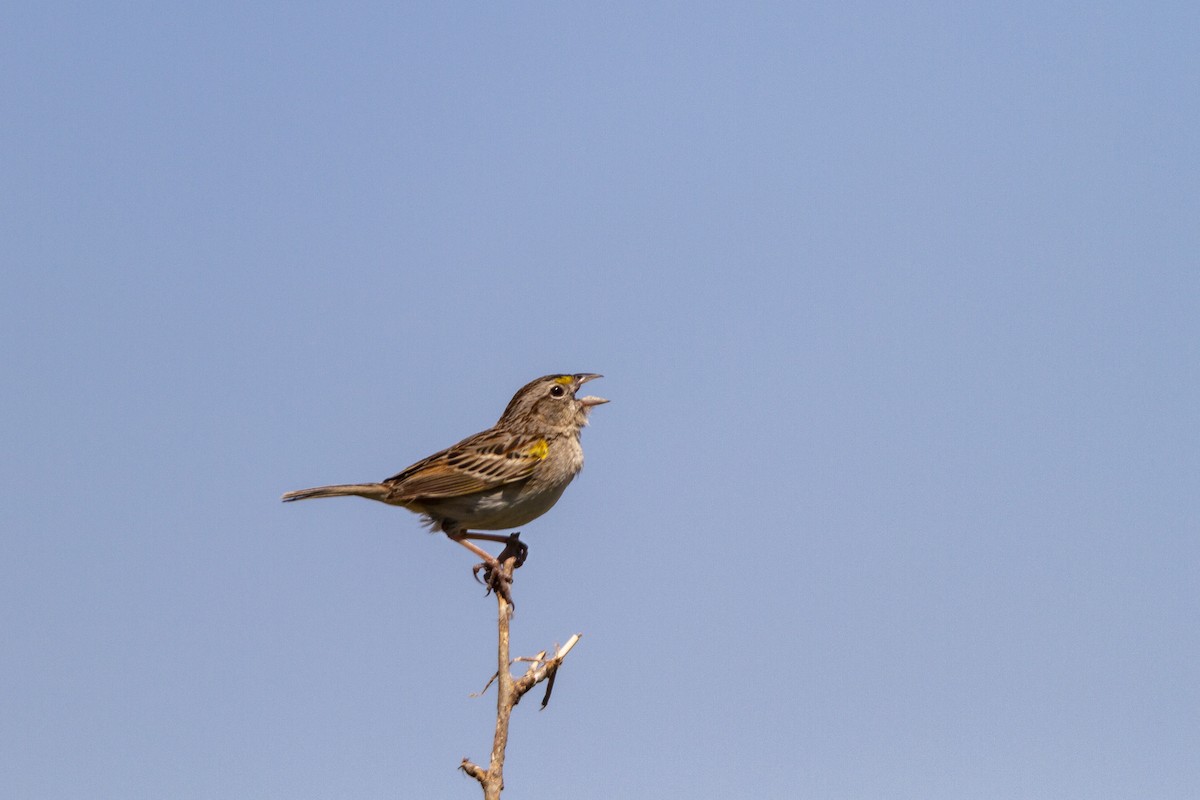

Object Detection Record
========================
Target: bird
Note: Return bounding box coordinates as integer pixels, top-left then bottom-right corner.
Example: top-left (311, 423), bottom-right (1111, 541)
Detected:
top-left (282, 373), bottom-right (607, 596)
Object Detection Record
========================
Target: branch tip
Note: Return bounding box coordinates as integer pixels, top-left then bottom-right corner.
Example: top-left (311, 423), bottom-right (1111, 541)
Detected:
top-left (459, 758), bottom-right (488, 785)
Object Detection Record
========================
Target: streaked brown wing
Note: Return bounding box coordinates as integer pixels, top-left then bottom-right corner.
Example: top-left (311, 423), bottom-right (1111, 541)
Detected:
top-left (383, 430), bottom-right (548, 500)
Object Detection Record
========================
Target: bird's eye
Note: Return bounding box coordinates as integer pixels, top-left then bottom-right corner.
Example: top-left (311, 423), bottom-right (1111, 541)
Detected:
top-left (549, 384), bottom-right (566, 398)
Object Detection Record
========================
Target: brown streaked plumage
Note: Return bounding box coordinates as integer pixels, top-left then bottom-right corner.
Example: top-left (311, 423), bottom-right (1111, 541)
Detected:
top-left (282, 374), bottom-right (607, 592)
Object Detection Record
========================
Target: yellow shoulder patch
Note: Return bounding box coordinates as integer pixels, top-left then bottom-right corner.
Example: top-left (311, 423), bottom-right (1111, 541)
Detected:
top-left (526, 439), bottom-right (549, 460)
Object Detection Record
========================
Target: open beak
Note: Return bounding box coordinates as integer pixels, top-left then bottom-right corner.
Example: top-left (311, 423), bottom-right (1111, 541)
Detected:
top-left (574, 373), bottom-right (609, 407)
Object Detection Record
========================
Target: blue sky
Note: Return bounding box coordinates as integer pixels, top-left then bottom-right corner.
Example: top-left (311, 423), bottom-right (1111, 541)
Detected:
top-left (3, 3), bottom-right (1197, 798)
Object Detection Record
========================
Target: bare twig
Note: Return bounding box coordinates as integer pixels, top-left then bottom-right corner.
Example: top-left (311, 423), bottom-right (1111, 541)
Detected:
top-left (514, 634), bottom-right (583, 709)
top-left (469, 651), bottom-right (549, 698)
top-left (459, 554), bottom-right (584, 799)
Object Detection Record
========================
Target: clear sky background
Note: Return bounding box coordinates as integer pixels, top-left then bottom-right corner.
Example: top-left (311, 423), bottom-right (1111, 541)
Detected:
top-left (3, 4), bottom-right (1197, 799)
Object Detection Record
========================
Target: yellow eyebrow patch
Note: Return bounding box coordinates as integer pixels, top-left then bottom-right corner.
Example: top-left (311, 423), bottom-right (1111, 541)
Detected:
top-left (526, 439), bottom-right (549, 460)
top-left (553, 375), bottom-right (574, 385)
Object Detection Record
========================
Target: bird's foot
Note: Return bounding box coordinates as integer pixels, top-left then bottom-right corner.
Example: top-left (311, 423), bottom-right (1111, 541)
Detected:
top-left (498, 532), bottom-right (528, 569)
top-left (472, 558), bottom-right (514, 606)
top-left (470, 534), bottom-right (527, 606)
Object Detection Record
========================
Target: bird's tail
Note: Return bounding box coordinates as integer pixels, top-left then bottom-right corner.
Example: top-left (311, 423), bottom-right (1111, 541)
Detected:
top-left (281, 483), bottom-right (390, 502)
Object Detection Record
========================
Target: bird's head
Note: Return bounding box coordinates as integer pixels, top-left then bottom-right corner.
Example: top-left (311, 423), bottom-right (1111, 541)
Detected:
top-left (498, 373), bottom-right (608, 432)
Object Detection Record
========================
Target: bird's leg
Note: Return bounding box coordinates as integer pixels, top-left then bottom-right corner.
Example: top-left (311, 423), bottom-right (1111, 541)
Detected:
top-left (461, 531), bottom-right (529, 569)
top-left (447, 534), bottom-right (499, 568)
